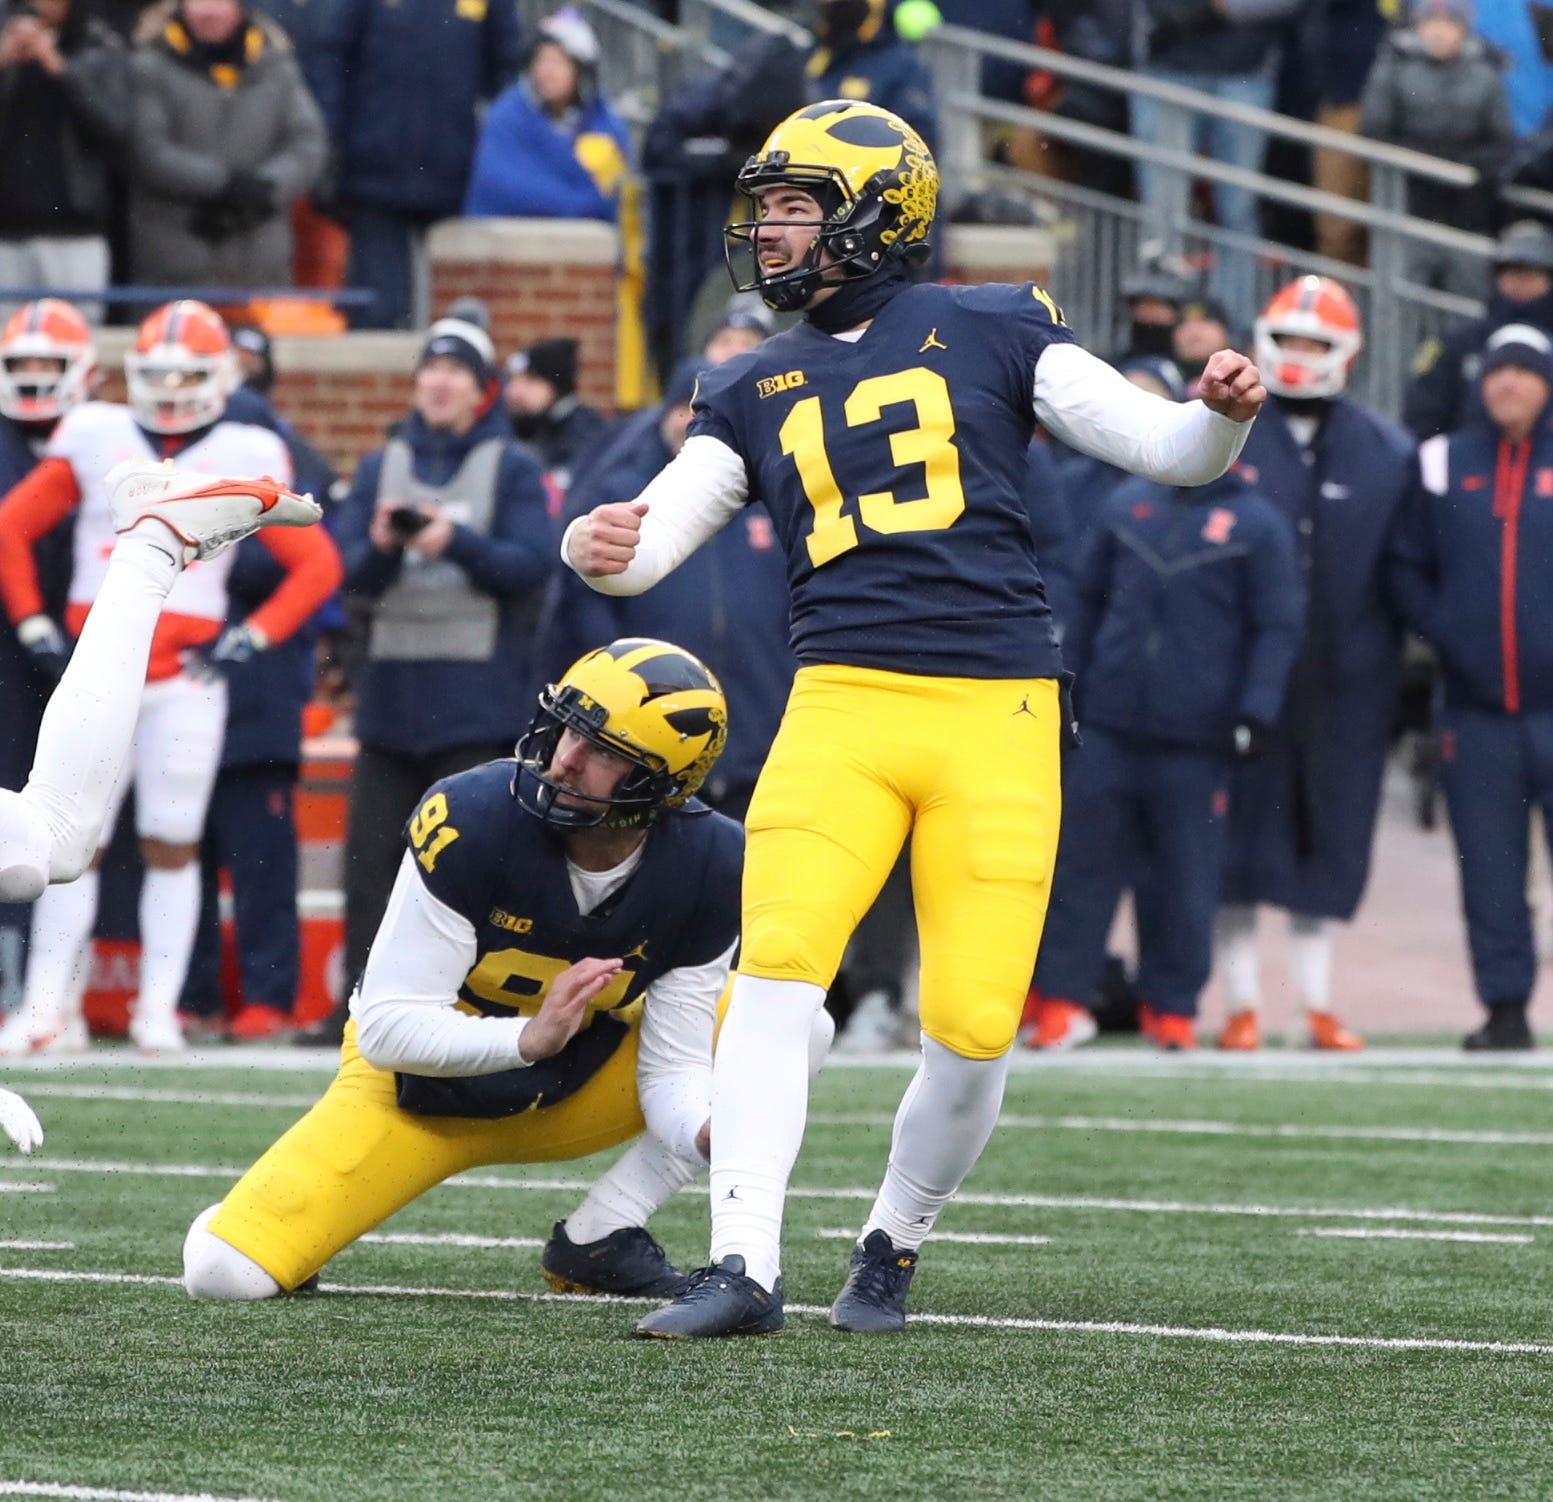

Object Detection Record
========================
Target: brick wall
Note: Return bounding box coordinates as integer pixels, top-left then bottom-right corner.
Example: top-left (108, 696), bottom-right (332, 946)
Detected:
top-left (86, 221), bottom-right (1056, 482)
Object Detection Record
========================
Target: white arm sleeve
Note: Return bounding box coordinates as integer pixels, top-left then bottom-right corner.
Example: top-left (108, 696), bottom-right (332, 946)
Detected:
top-left (350, 853), bottom-right (533, 1076)
top-left (1034, 342), bottom-right (1253, 485)
top-left (562, 434), bottom-right (750, 597)
top-left (634, 939), bottom-right (734, 1165)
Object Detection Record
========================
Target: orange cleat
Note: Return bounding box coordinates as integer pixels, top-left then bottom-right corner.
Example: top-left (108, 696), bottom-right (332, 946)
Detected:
top-left (1151, 1012), bottom-right (1198, 1051)
top-left (228, 1004), bottom-right (297, 1043)
top-left (1216, 1008), bottom-right (1261, 1051)
top-left (1137, 1001), bottom-right (1158, 1041)
top-left (1307, 1010), bottom-right (1364, 1051)
top-left (1027, 997), bottom-right (1098, 1051)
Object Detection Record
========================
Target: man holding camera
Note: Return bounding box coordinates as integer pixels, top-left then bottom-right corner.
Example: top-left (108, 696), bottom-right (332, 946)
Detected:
top-left (320, 314), bottom-right (555, 1044)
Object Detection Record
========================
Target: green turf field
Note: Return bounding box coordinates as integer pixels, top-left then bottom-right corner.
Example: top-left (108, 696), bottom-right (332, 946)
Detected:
top-left (2, 1049), bottom-right (1551, 1501)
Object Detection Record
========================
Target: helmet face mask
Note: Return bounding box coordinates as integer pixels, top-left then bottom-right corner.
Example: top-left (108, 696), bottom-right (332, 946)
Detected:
top-left (516, 640), bottom-right (728, 832)
top-left (1253, 276), bottom-right (1362, 401)
top-left (0, 299), bottom-right (96, 424)
top-left (724, 101), bottom-right (937, 313)
top-left (125, 300), bottom-right (237, 436)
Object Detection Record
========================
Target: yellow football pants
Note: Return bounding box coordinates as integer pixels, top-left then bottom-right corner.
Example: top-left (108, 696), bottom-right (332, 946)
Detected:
top-left (208, 1021), bottom-right (645, 1291)
top-left (740, 666), bottom-right (1062, 1058)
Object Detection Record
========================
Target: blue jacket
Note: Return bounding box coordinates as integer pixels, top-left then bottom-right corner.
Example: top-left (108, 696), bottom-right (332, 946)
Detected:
top-left (312, 0), bottom-right (524, 217)
top-left (1403, 286), bottom-right (1553, 440)
top-left (1067, 471), bottom-right (1305, 749)
top-left (807, 34), bottom-right (939, 154)
top-left (544, 431), bottom-right (795, 803)
top-left (463, 81), bottom-right (631, 221)
top-left (337, 404), bottom-right (554, 756)
top-left (1390, 420), bottom-right (1553, 715)
top-left (1475, 0), bottom-right (1553, 137)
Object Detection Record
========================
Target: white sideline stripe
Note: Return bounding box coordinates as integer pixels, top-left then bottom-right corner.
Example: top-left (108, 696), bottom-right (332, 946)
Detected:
top-left (816, 1228), bottom-right (1052, 1246)
top-left (0, 1483), bottom-right (285, 1502)
top-left (0, 1183), bottom-right (53, 1194)
top-left (23, 1086), bottom-right (318, 1110)
top-left (1298, 1228), bottom-right (1534, 1245)
top-left (359, 1233), bottom-right (544, 1250)
top-left (8, 1155), bottom-right (1553, 1228)
top-left (1, 1265), bottom-right (1550, 1356)
top-left (0, 1240), bottom-right (72, 1251)
top-left (813, 1113), bottom-right (1553, 1147)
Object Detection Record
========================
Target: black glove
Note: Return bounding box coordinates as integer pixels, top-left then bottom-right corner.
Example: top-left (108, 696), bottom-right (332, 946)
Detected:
top-left (1146, 0), bottom-right (1218, 56)
top-left (16, 614), bottom-right (70, 684)
top-left (1231, 719), bottom-right (1276, 761)
top-left (182, 622), bottom-right (266, 680)
top-left (189, 197), bottom-right (244, 243)
top-left (222, 168), bottom-right (277, 221)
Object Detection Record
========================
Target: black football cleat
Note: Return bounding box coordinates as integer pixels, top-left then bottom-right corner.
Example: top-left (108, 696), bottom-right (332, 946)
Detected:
top-left (541, 1220), bottom-right (689, 1298)
top-left (633, 1256), bottom-right (784, 1339)
top-left (1463, 1008), bottom-right (1535, 1052)
top-left (829, 1229), bottom-right (919, 1333)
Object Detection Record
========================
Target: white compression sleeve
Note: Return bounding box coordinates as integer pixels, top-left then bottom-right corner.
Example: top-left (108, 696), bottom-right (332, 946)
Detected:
top-left (1034, 342), bottom-right (1253, 485)
top-left (635, 941), bottom-right (732, 1166)
top-left (18, 535), bottom-right (180, 887)
top-left (563, 434), bottom-right (749, 596)
top-left (350, 853), bottom-right (533, 1075)
top-left (565, 1133), bottom-right (703, 1244)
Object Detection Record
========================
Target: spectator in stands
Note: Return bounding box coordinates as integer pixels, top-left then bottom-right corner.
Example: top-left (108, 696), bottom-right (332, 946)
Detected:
top-left (0, 0), bottom-right (131, 320)
top-left (310, 315), bottom-right (554, 1046)
top-left (464, 9), bottom-right (631, 224)
top-left (1110, 263), bottom-right (1192, 367)
top-left (1028, 462), bottom-right (1304, 1052)
top-left (1389, 324), bottom-right (1553, 1051)
top-left (126, 0), bottom-right (327, 298)
top-left (1474, 0), bottom-right (1553, 139)
top-left (1172, 296), bottom-right (1234, 397)
top-left (504, 337), bottom-right (607, 514)
top-left (806, 0), bottom-right (939, 152)
top-left (1216, 277), bottom-right (1413, 1053)
top-left (700, 302), bottom-right (775, 365)
top-left (1359, 0), bottom-right (1512, 298)
top-left (1128, 0), bottom-right (1303, 322)
top-left (312, 0), bottom-right (523, 330)
top-left (1405, 219), bottom-right (1553, 439)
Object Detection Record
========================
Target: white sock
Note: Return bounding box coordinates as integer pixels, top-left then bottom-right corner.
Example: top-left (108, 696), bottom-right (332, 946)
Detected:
top-left (707, 974), bottom-right (826, 1292)
top-left (135, 864), bottom-right (201, 1025)
top-left (566, 1133), bottom-right (703, 1244)
top-left (182, 1204), bottom-right (281, 1300)
top-left (1289, 914), bottom-right (1335, 1013)
top-left (22, 869), bottom-right (99, 1023)
top-left (1215, 904), bottom-right (1261, 1012)
top-left (23, 537), bottom-right (177, 884)
top-left (861, 1036), bottom-right (1012, 1252)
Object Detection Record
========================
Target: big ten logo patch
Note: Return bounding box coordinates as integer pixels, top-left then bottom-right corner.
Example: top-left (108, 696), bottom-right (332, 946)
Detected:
top-left (756, 371), bottom-right (807, 399)
top-left (490, 909), bottom-right (534, 935)
top-left (1202, 508), bottom-right (1238, 545)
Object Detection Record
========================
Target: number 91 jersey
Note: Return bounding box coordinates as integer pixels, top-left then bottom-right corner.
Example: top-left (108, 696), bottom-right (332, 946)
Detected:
top-left (689, 280), bottom-right (1076, 679)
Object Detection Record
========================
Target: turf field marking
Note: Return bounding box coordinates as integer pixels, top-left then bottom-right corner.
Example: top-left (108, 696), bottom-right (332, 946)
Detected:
top-left (0, 1483), bottom-right (287, 1502)
top-left (813, 1113), bottom-right (1553, 1147)
top-left (0, 1240), bottom-right (72, 1250)
top-left (358, 1233), bottom-right (545, 1250)
top-left (1297, 1228), bottom-right (1534, 1245)
top-left (0, 1183), bottom-right (53, 1193)
top-left (22, 1085), bottom-right (318, 1110)
top-left (817, 1228), bottom-right (1051, 1246)
top-left (7, 1156), bottom-right (1553, 1229)
top-left (3, 1265), bottom-right (1551, 1356)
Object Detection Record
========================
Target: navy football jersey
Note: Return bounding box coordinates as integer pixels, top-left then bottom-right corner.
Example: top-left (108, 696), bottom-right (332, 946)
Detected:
top-left (689, 280), bottom-right (1076, 678)
top-left (392, 759), bottom-right (743, 1118)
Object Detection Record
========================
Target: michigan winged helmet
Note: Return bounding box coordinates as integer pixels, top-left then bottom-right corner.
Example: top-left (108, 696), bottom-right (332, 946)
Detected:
top-left (516, 639), bottom-right (728, 830)
top-left (725, 99), bottom-right (939, 313)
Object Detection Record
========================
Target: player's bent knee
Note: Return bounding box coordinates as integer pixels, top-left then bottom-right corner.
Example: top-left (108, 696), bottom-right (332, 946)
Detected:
top-left (807, 1007), bottom-right (836, 1078)
top-left (183, 1203), bottom-right (282, 1300)
top-left (0, 790), bottom-right (58, 900)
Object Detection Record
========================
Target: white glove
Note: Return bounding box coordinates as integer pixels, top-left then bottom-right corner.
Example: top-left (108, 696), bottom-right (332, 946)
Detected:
top-left (0, 1087), bottom-right (44, 1154)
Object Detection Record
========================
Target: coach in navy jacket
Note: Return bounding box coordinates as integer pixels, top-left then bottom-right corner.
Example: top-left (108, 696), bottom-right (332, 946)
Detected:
top-left (1035, 470), bottom-right (1304, 1036)
top-left (1390, 325), bottom-right (1553, 1049)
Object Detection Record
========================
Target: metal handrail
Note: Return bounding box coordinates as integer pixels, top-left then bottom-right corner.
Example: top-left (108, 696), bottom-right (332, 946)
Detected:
top-left (0, 285), bottom-right (374, 307)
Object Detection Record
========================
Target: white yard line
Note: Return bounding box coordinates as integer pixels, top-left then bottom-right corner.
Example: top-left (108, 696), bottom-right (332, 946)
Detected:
top-left (6, 1155), bottom-right (1552, 1228)
top-left (0, 1484), bottom-right (286, 1502)
top-left (816, 1228), bottom-right (1051, 1246)
top-left (1297, 1228), bottom-right (1534, 1245)
top-left (813, 1113), bottom-right (1553, 1147)
top-left (357, 1233), bottom-right (544, 1250)
top-left (0, 1240), bottom-right (72, 1251)
top-left (0, 1264), bottom-right (1548, 1356)
top-left (22, 1086), bottom-right (318, 1110)
top-left (0, 1183), bottom-right (53, 1193)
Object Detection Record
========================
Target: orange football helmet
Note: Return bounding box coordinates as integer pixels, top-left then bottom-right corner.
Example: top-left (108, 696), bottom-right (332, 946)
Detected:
top-left (0, 299), bottom-right (96, 424)
top-left (1253, 276), bottom-right (1362, 400)
top-left (125, 299), bottom-right (238, 435)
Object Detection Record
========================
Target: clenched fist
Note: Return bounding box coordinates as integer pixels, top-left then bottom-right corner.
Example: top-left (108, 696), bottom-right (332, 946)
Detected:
top-left (567, 501), bottom-right (648, 577)
top-left (1198, 350), bottom-right (1267, 424)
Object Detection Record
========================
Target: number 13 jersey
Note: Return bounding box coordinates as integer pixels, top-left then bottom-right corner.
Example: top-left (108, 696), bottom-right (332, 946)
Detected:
top-left (689, 280), bottom-right (1075, 680)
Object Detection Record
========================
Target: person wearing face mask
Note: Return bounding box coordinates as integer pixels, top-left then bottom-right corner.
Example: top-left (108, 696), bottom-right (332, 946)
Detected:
top-left (1214, 277), bottom-right (1414, 1053)
top-left (503, 338), bottom-right (607, 513)
top-left (1110, 264), bottom-right (1193, 370)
